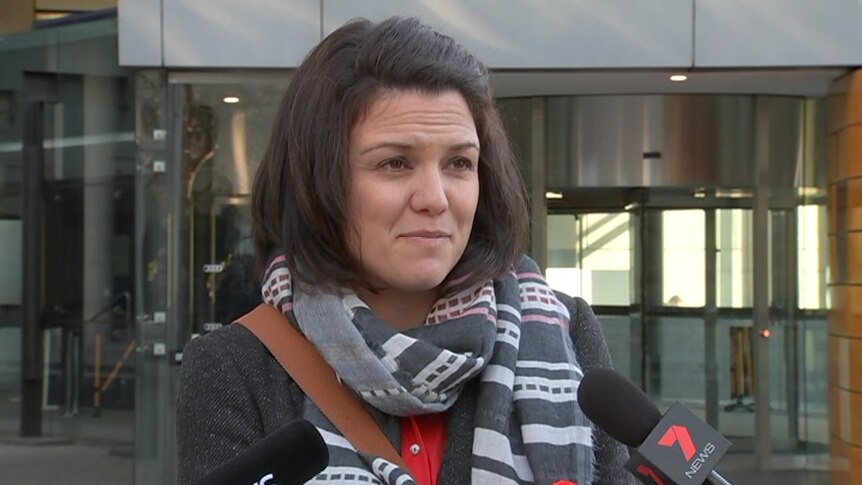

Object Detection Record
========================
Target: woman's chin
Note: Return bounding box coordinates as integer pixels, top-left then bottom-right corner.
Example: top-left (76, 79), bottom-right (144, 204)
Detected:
top-left (386, 270), bottom-right (450, 294)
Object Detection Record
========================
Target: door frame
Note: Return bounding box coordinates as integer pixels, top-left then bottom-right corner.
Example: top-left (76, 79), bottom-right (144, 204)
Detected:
top-left (21, 72), bottom-right (59, 437)
top-left (548, 187), bottom-right (803, 467)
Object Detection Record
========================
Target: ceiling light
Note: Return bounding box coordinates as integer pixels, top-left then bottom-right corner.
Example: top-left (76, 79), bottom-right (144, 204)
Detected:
top-left (669, 74), bottom-right (688, 82)
top-left (798, 187), bottom-right (824, 197)
top-left (545, 191), bottom-right (563, 200)
top-left (223, 96), bottom-right (240, 104)
top-left (716, 189), bottom-right (753, 199)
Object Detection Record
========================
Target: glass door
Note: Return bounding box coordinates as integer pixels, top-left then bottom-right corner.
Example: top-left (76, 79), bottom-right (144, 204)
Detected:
top-left (548, 192), bottom-right (823, 462)
top-left (174, 79), bottom-right (287, 337)
top-left (41, 75), bottom-right (136, 445)
top-left (133, 73), bottom-right (288, 482)
top-left (546, 209), bottom-right (641, 382)
top-left (14, 70), bottom-right (135, 459)
top-left (134, 70), bottom-right (287, 483)
top-left (641, 207), bottom-right (760, 450)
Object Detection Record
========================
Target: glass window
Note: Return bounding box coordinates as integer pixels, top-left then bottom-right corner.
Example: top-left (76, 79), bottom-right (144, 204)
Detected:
top-left (582, 213), bottom-right (631, 305)
top-left (798, 204), bottom-right (828, 309)
top-left (0, 19), bottom-right (134, 450)
top-left (716, 209), bottom-right (753, 308)
top-left (546, 214), bottom-right (583, 299)
top-left (177, 80), bottom-right (288, 333)
top-left (546, 212), bottom-right (631, 305)
top-left (662, 209), bottom-right (705, 307)
top-left (0, 89), bottom-right (22, 432)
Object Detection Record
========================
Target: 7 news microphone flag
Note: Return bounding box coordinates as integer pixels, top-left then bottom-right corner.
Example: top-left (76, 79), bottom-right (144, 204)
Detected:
top-left (578, 368), bottom-right (734, 485)
top-left (626, 402), bottom-right (732, 485)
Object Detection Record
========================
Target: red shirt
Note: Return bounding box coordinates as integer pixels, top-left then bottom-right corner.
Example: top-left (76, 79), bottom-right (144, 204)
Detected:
top-left (401, 413), bottom-right (448, 485)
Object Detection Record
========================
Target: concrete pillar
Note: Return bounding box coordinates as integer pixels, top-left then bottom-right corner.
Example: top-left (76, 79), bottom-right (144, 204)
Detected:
top-left (82, 76), bottom-right (116, 342)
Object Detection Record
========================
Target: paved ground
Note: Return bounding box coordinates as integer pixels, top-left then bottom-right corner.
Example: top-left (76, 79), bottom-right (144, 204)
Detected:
top-left (0, 437), bottom-right (833, 485)
top-left (0, 438), bottom-right (133, 484)
top-left (722, 469), bottom-right (830, 484)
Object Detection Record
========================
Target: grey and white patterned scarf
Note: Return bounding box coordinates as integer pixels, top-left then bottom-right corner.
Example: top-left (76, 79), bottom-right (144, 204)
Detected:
top-left (261, 254), bottom-right (594, 485)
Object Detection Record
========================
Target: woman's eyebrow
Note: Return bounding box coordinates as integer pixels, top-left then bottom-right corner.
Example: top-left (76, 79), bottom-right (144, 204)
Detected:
top-left (450, 141), bottom-right (480, 152)
top-left (359, 141), bottom-right (412, 155)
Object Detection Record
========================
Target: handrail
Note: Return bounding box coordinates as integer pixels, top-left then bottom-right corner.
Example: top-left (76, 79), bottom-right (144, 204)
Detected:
top-left (93, 333), bottom-right (136, 417)
top-left (82, 291), bottom-right (132, 331)
top-left (86, 292), bottom-right (133, 416)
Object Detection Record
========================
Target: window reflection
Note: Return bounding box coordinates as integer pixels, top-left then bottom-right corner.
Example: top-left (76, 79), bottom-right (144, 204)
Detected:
top-left (717, 209), bottom-right (753, 308)
top-left (180, 81), bottom-right (288, 333)
top-left (662, 209), bottom-right (705, 307)
top-left (546, 212), bottom-right (631, 306)
top-left (798, 204), bottom-right (828, 309)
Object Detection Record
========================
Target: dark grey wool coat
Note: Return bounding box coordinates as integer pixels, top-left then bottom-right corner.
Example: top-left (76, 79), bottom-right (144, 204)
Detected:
top-left (177, 293), bottom-right (633, 485)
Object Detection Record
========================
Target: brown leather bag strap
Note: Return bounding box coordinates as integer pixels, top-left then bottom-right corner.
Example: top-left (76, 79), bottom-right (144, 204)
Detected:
top-left (237, 303), bottom-right (407, 469)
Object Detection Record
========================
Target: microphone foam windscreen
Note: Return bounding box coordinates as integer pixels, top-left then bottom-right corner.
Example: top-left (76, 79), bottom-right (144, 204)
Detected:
top-left (193, 418), bottom-right (329, 485)
top-left (577, 368), bottom-right (663, 448)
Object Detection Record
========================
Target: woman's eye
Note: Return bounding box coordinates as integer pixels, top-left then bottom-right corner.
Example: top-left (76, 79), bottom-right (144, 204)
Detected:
top-left (382, 157), bottom-right (408, 170)
top-left (449, 157), bottom-right (475, 170)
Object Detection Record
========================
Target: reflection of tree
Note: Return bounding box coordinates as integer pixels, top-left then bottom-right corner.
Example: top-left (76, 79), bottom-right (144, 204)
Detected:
top-left (183, 86), bottom-right (218, 333)
top-left (215, 251), bottom-right (260, 325)
top-left (136, 71), bottom-right (170, 316)
top-left (213, 205), bottom-right (259, 325)
top-left (183, 87), bottom-right (216, 200)
top-left (137, 71), bottom-right (163, 143)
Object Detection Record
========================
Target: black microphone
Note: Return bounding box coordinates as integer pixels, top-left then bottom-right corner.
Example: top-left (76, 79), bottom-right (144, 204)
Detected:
top-left (578, 368), bottom-right (733, 485)
top-left (191, 419), bottom-right (329, 485)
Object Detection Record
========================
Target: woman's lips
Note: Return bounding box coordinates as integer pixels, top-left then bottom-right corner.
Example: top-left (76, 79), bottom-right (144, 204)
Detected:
top-left (400, 231), bottom-right (451, 245)
top-left (401, 230), bottom-right (450, 238)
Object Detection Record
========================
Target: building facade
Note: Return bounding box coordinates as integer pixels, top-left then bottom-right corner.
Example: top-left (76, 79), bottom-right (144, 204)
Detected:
top-left (1, 1), bottom-right (861, 483)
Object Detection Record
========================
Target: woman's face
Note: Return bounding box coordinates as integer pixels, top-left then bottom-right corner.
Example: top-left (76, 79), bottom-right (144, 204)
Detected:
top-left (346, 89), bottom-right (480, 294)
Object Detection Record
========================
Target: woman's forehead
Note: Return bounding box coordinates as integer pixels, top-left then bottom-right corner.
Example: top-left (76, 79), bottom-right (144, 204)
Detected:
top-left (352, 90), bottom-right (477, 141)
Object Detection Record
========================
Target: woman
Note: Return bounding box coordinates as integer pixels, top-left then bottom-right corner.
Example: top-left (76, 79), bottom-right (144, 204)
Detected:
top-left (178, 16), bottom-right (626, 485)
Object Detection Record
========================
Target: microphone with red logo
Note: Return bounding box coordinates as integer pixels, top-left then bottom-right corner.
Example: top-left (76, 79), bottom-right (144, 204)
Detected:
top-left (577, 368), bottom-right (733, 485)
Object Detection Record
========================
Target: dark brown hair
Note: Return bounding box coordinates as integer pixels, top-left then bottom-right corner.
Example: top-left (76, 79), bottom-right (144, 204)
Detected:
top-left (251, 16), bottom-right (528, 293)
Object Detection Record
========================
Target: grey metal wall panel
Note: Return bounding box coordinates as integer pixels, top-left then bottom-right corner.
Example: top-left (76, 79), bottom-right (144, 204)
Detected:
top-left (323, 0), bottom-right (693, 69)
top-left (162, 0), bottom-right (320, 67)
top-left (545, 95), bottom-right (810, 189)
top-left (696, 0), bottom-right (862, 67)
top-left (118, 0), bottom-right (162, 66)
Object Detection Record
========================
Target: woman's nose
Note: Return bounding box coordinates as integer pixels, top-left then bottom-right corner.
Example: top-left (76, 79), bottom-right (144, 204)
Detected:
top-left (409, 165), bottom-right (448, 214)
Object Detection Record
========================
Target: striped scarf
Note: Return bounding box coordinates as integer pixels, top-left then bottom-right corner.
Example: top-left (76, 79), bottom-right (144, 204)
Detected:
top-left (261, 255), bottom-right (594, 485)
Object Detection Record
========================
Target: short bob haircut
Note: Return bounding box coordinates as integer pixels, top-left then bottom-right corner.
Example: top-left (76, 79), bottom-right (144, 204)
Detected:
top-left (251, 16), bottom-right (528, 294)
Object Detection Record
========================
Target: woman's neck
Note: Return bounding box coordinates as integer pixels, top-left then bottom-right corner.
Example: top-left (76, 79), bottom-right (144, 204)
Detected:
top-left (355, 286), bottom-right (438, 331)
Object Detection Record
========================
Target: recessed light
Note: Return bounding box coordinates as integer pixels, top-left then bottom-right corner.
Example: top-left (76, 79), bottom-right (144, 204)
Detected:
top-left (670, 74), bottom-right (688, 82)
top-left (223, 96), bottom-right (240, 104)
top-left (545, 191), bottom-right (563, 200)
